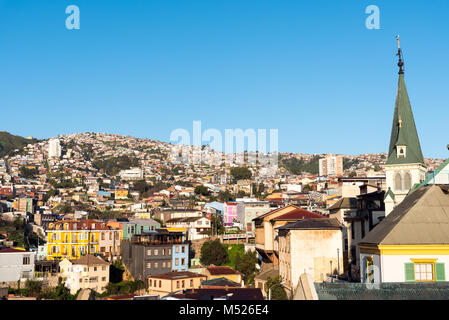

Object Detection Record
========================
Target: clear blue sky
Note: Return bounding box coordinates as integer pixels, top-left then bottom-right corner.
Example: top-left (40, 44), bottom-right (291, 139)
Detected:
top-left (1, 0), bottom-right (448, 158)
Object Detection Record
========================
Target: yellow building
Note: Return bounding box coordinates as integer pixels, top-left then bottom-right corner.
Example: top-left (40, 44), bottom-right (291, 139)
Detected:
top-left (147, 271), bottom-right (207, 296)
top-left (115, 189), bottom-right (129, 199)
top-left (203, 265), bottom-right (242, 284)
top-left (46, 219), bottom-right (120, 260)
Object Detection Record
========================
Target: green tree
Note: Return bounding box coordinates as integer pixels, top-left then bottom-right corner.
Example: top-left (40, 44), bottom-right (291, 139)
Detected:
top-left (194, 185), bottom-right (210, 196)
top-left (133, 180), bottom-right (149, 195)
top-left (218, 190), bottom-right (235, 202)
top-left (19, 166), bottom-right (39, 179)
top-left (24, 280), bottom-right (43, 296)
top-left (235, 250), bottom-right (258, 286)
top-left (230, 167), bottom-right (252, 182)
top-left (265, 276), bottom-right (288, 300)
top-left (200, 239), bottom-right (229, 266)
top-left (210, 214), bottom-right (225, 235)
top-left (303, 184), bottom-right (312, 192)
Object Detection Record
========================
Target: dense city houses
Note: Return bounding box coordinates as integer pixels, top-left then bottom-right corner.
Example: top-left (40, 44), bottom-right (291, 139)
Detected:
top-left (0, 47), bottom-right (448, 300)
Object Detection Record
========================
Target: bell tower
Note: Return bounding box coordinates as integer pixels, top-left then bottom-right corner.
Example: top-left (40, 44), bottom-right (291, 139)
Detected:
top-left (384, 36), bottom-right (427, 215)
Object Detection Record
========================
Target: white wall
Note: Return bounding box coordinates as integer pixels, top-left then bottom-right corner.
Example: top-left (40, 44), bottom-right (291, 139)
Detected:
top-left (360, 252), bottom-right (449, 283)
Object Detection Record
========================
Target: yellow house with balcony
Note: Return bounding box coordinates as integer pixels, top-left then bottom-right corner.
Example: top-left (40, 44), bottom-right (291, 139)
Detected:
top-left (46, 219), bottom-right (119, 260)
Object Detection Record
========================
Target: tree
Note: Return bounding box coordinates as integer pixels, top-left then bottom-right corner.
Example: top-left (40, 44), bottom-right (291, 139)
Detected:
top-left (303, 184), bottom-right (312, 192)
top-left (194, 185), bottom-right (210, 196)
top-left (200, 239), bottom-right (228, 266)
top-left (265, 276), bottom-right (288, 300)
top-left (24, 280), bottom-right (42, 297)
top-left (218, 190), bottom-right (235, 202)
top-left (133, 180), bottom-right (149, 195)
top-left (19, 166), bottom-right (39, 179)
top-left (230, 167), bottom-right (252, 182)
top-left (235, 250), bottom-right (258, 286)
top-left (210, 214), bottom-right (225, 235)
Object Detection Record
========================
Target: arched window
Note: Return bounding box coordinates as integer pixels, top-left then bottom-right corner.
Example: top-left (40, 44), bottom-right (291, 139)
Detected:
top-left (403, 172), bottom-right (412, 190)
top-left (394, 173), bottom-right (402, 191)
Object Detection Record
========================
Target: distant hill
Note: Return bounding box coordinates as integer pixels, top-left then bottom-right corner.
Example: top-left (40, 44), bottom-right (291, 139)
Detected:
top-left (280, 155), bottom-right (321, 175)
top-left (0, 131), bottom-right (39, 158)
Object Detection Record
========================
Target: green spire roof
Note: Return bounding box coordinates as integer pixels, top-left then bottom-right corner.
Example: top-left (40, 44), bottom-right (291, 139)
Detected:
top-left (385, 72), bottom-right (425, 165)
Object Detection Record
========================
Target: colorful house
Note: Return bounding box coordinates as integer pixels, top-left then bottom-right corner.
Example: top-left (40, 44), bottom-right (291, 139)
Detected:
top-left (359, 185), bottom-right (449, 283)
top-left (46, 219), bottom-right (121, 261)
top-left (223, 202), bottom-right (243, 226)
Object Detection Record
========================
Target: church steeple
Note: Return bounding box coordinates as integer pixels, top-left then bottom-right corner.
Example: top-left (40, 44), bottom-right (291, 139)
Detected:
top-left (385, 37), bottom-right (425, 166)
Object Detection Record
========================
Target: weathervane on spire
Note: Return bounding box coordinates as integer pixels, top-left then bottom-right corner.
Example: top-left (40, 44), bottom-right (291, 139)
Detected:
top-left (396, 35), bottom-right (404, 74)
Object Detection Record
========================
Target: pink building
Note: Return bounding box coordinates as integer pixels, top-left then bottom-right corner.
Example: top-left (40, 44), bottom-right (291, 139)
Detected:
top-left (223, 202), bottom-right (243, 226)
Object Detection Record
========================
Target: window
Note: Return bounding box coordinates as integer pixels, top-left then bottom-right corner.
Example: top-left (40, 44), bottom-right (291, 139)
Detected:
top-left (147, 262), bottom-right (152, 269)
top-left (23, 256), bottom-right (30, 265)
top-left (159, 280), bottom-right (161, 288)
top-left (154, 262), bottom-right (159, 268)
top-left (101, 233), bottom-right (105, 240)
top-left (162, 249), bottom-right (166, 255)
top-left (94, 267), bottom-right (97, 271)
top-left (175, 258), bottom-right (179, 266)
top-left (149, 279), bottom-right (152, 287)
top-left (181, 246), bottom-right (185, 253)
top-left (168, 249), bottom-right (172, 255)
top-left (109, 233), bottom-right (112, 240)
top-left (167, 261), bottom-right (171, 268)
top-left (102, 277), bottom-right (106, 281)
top-left (182, 280), bottom-right (185, 288)
top-left (405, 260), bottom-right (445, 282)
top-left (361, 221), bottom-right (365, 239)
top-left (175, 246), bottom-right (180, 253)
top-left (181, 258), bottom-right (185, 265)
top-left (190, 280), bottom-right (193, 287)
top-left (147, 249), bottom-right (152, 256)
top-left (162, 262), bottom-right (166, 268)
top-left (415, 263), bottom-right (434, 281)
top-left (176, 281), bottom-right (180, 289)
top-left (394, 173), bottom-right (402, 191)
top-left (154, 249), bottom-right (159, 255)
top-left (404, 172), bottom-right (412, 190)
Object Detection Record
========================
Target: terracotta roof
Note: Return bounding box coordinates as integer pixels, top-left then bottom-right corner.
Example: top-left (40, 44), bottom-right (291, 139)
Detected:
top-left (148, 271), bottom-right (206, 280)
top-left (277, 218), bottom-right (342, 230)
top-left (206, 265), bottom-right (241, 275)
top-left (0, 248), bottom-right (28, 253)
top-left (70, 254), bottom-right (110, 266)
top-left (272, 208), bottom-right (326, 221)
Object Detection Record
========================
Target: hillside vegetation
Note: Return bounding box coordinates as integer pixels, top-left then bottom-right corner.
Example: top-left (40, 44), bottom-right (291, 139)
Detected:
top-left (0, 131), bottom-right (39, 158)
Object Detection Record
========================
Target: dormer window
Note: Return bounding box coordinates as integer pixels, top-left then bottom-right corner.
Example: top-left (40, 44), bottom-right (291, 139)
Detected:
top-left (397, 146), bottom-right (406, 158)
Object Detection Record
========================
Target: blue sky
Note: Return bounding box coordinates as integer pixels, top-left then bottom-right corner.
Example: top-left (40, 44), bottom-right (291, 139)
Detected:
top-left (0, 0), bottom-right (448, 158)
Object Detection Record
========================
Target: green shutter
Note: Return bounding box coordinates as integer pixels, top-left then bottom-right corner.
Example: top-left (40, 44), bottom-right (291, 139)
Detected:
top-left (435, 263), bottom-right (446, 281)
top-left (404, 263), bottom-right (415, 282)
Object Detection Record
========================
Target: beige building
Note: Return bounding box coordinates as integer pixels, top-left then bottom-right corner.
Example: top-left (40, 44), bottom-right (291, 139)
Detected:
top-left (319, 154), bottom-right (343, 177)
top-left (147, 271), bottom-right (207, 296)
top-left (59, 254), bottom-right (110, 294)
top-left (277, 218), bottom-right (343, 290)
top-left (254, 205), bottom-right (327, 266)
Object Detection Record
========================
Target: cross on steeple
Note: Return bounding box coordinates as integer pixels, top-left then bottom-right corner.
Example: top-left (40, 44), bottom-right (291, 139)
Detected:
top-left (396, 35), bottom-right (404, 74)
